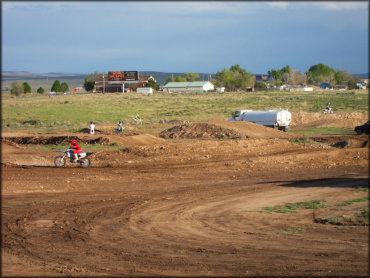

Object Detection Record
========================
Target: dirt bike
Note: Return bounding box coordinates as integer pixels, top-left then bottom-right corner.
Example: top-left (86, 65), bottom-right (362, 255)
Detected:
top-left (115, 126), bottom-right (126, 135)
top-left (132, 117), bottom-right (143, 125)
top-left (322, 107), bottom-right (333, 114)
top-left (54, 148), bottom-right (93, 168)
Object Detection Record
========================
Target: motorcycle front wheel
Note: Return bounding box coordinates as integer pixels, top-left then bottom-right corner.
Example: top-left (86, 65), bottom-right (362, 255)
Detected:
top-left (54, 156), bottom-right (66, 168)
top-left (80, 158), bottom-right (90, 168)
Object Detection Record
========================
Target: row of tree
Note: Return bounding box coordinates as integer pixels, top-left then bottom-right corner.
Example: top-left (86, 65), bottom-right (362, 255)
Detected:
top-left (267, 64), bottom-right (360, 88)
top-left (80, 63), bottom-right (361, 93)
top-left (165, 72), bottom-right (201, 83)
top-left (165, 63), bottom-right (360, 90)
top-left (163, 67), bottom-right (256, 90)
top-left (10, 80), bottom-right (70, 96)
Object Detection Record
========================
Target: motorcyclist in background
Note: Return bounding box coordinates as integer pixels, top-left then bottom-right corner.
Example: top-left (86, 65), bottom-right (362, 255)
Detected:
top-left (326, 102), bottom-right (331, 112)
top-left (70, 139), bottom-right (82, 162)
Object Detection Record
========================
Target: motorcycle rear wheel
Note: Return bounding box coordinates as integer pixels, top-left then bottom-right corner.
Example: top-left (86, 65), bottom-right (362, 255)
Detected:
top-left (54, 156), bottom-right (66, 168)
top-left (80, 158), bottom-right (90, 168)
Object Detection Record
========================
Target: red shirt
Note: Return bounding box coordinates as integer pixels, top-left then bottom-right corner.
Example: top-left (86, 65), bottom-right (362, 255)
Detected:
top-left (71, 142), bottom-right (81, 153)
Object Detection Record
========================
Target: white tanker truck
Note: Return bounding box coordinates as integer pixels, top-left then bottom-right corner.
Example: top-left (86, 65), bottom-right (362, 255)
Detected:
top-left (229, 109), bottom-right (292, 132)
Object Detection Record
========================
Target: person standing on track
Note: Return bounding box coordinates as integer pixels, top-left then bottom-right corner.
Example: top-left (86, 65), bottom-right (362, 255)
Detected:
top-left (70, 139), bottom-right (82, 162)
top-left (90, 121), bottom-right (95, 134)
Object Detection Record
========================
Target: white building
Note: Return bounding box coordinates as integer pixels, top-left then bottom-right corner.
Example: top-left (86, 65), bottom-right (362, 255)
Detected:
top-left (137, 87), bottom-right (153, 94)
top-left (163, 81), bottom-right (214, 93)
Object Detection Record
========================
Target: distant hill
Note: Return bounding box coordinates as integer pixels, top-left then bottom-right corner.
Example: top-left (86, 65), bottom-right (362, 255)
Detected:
top-left (353, 73), bottom-right (369, 79)
top-left (1, 71), bottom-right (87, 91)
top-left (1, 71), bottom-right (86, 80)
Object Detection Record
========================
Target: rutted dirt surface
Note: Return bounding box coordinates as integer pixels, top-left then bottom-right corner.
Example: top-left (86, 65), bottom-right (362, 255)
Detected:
top-left (1, 112), bottom-right (369, 277)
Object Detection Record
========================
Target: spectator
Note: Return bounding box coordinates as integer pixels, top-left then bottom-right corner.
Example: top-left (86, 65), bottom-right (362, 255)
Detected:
top-left (90, 121), bottom-right (95, 134)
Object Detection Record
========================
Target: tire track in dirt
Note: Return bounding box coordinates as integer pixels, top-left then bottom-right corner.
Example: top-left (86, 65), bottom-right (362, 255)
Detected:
top-left (2, 113), bottom-right (369, 276)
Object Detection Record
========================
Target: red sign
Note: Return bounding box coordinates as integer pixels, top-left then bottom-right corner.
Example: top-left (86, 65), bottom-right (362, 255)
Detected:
top-left (108, 71), bottom-right (138, 81)
top-left (108, 71), bottom-right (125, 81)
top-left (74, 88), bottom-right (77, 92)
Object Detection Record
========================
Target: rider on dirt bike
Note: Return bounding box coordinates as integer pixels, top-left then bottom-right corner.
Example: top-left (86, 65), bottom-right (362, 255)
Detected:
top-left (134, 113), bottom-right (142, 124)
top-left (323, 102), bottom-right (333, 114)
top-left (70, 139), bottom-right (82, 162)
top-left (326, 102), bottom-right (331, 111)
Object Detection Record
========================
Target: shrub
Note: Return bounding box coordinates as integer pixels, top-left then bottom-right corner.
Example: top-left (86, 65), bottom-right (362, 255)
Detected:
top-left (22, 120), bottom-right (41, 126)
top-left (22, 82), bottom-right (32, 94)
top-left (10, 81), bottom-right (24, 96)
top-left (37, 87), bottom-right (45, 94)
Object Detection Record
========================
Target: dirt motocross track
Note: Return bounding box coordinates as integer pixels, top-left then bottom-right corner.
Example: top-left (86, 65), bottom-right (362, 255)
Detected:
top-left (1, 112), bottom-right (369, 277)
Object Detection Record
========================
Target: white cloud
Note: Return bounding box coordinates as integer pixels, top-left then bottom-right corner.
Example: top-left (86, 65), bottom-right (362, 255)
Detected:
top-left (267, 2), bottom-right (289, 9)
top-left (311, 2), bottom-right (367, 11)
top-left (3, 1), bottom-right (367, 14)
top-left (2, 2), bottom-right (82, 12)
top-left (131, 2), bottom-right (253, 15)
top-left (2, 1), bottom-right (254, 17)
top-left (266, 1), bottom-right (367, 11)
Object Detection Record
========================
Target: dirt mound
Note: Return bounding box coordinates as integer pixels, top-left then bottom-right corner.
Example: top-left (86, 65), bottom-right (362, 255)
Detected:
top-left (291, 112), bottom-right (368, 128)
top-left (159, 122), bottom-right (243, 139)
top-left (3, 136), bottom-right (110, 145)
top-left (204, 119), bottom-right (297, 139)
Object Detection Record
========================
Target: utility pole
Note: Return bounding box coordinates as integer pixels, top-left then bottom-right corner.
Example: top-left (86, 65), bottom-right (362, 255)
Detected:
top-left (103, 73), bottom-right (105, 94)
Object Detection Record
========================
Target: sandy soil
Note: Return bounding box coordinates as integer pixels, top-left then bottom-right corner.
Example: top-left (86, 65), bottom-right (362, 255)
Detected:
top-left (1, 112), bottom-right (369, 277)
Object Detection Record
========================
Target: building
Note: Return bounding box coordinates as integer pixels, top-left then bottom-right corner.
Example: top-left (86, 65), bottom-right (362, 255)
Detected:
top-left (137, 87), bottom-right (153, 94)
top-left (255, 74), bottom-right (274, 82)
top-left (319, 83), bottom-right (331, 89)
top-left (163, 81), bottom-right (214, 92)
top-left (94, 71), bottom-right (156, 93)
top-left (357, 81), bottom-right (367, 89)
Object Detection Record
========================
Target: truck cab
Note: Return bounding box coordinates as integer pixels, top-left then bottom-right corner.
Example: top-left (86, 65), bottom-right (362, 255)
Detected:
top-left (230, 110), bottom-right (252, 121)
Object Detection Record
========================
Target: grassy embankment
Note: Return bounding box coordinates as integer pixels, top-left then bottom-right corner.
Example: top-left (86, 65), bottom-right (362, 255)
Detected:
top-left (2, 90), bottom-right (368, 135)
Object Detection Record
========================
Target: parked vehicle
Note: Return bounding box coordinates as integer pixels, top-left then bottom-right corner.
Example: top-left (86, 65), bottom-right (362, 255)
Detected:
top-left (229, 109), bottom-right (292, 132)
top-left (354, 121), bottom-right (370, 135)
top-left (54, 148), bottom-right (93, 168)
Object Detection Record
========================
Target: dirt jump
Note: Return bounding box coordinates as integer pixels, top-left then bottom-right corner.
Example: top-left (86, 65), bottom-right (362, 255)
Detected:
top-left (1, 112), bottom-right (369, 277)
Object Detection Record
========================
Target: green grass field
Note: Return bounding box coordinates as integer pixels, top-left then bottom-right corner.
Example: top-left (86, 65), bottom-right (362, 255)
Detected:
top-left (2, 90), bottom-right (368, 134)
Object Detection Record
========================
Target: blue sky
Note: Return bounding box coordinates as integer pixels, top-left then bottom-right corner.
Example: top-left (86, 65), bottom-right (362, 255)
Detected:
top-left (2, 1), bottom-right (368, 74)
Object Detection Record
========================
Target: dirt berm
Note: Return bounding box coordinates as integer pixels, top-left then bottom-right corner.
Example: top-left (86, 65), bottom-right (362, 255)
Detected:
top-left (159, 120), bottom-right (296, 140)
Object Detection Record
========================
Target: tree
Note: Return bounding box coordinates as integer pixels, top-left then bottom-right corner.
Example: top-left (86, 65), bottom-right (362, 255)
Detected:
top-left (147, 77), bottom-right (159, 90)
top-left (10, 81), bottom-right (24, 96)
top-left (268, 65), bottom-right (292, 85)
top-left (165, 76), bottom-right (175, 84)
top-left (85, 72), bottom-right (105, 81)
top-left (83, 77), bottom-right (95, 92)
top-left (22, 82), bottom-right (31, 94)
top-left (281, 65), bottom-right (291, 74)
top-left (215, 68), bottom-right (233, 88)
top-left (268, 69), bottom-right (282, 83)
top-left (37, 87), bottom-right (45, 94)
top-left (334, 70), bottom-right (358, 86)
top-left (61, 82), bottom-right (69, 92)
top-left (175, 75), bottom-right (186, 82)
top-left (306, 64), bottom-right (335, 85)
top-left (215, 64), bottom-right (255, 89)
top-left (83, 72), bottom-right (105, 92)
top-left (255, 82), bottom-right (267, 89)
top-left (283, 69), bottom-right (307, 85)
top-left (51, 80), bottom-right (62, 92)
top-left (348, 80), bottom-right (357, 90)
top-left (184, 72), bottom-right (200, 82)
